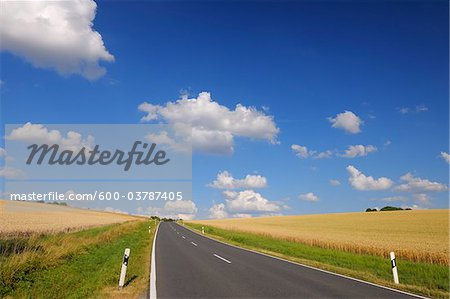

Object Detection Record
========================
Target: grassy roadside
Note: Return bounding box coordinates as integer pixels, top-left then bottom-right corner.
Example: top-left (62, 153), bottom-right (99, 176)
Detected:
top-left (1, 220), bottom-right (157, 298)
top-left (186, 223), bottom-right (449, 299)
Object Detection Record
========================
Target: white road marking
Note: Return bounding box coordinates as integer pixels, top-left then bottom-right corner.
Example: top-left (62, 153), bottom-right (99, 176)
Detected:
top-left (180, 224), bottom-right (428, 299)
top-left (182, 236), bottom-right (186, 239)
top-left (149, 223), bottom-right (160, 299)
top-left (190, 242), bottom-right (198, 246)
top-left (213, 254), bottom-right (231, 264)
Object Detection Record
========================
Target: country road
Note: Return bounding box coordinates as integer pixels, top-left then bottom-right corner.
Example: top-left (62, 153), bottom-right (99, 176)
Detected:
top-left (153, 222), bottom-right (422, 299)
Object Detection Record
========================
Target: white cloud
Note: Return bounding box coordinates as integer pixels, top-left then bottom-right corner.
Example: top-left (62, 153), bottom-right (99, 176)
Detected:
top-left (399, 107), bottom-right (410, 114)
top-left (0, 0), bottom-right (114, 80)
top-left (315, 150), bottom-right (333, 159)
top-left (340, 145), bottom-right (377, 158)
top-left (164, 200), bottom-right (198, 220)
top-left (7, 123), bottom-right (94, 151)
top-left (143, 200), bottom-right (198, 220)
top-left (415, 105), bottom-right (428, 112)
top-left (139, 92), bottom-right (279, 155)
top-left (224, 190), bottom-right (281, 214)
top-left (291, 144), bottom-right (309, 158)
top-left (209, 171), bottom-right (267, 189)
top-left (328, 111), bottom-right (363, 134)
top-left (299, 192), bottom-right (319, 202)
top-left (0, 147), bottom-right (6, 158)
top-left (208, 203), bottom-right (229, 219)
top-left (0, 167), bottom-right (25, 179)
top-left (413, 193), bottom-right (431, 205)
top-left (346, 165), bottom-right (393, 191)
top-left (291, 144), bottom-right (332, 159)
top-left (104, 207), bottom-right (129, 215)
top-left (370, 196), bottom-right (408, 202)
top-left (399, 105), bottom-right (428, 114)
top-left (394, 173), bottom-right (447, 193)
top-left (440, 152), bottom-right (450, 164)
top-left (292, 144), bottom-right (378, 159)
top-left (329, 179), bottom-right (341, 186)
top-left (144, 130), bottom-right (191, 154)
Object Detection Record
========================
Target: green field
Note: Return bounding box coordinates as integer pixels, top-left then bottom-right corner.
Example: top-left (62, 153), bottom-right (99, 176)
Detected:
top-left (185, 222), bottom-right (450, 299)
top-left (1, 220), bottom-right (157, 299)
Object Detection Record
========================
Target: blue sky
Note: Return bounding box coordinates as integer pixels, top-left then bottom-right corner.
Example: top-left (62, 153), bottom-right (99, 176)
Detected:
top-left (1, 0), bottom-right (448, 219)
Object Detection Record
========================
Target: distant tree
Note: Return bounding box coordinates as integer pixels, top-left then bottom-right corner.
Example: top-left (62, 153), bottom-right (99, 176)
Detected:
top-left (380, 206), bottom-right (404, 211)
top-left (161, 217), bottom-right (175, 222)
top-left (365, 208), bottom-right (377, 212)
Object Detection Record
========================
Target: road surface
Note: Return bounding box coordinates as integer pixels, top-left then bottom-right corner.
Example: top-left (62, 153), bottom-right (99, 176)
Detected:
top-left (154, 222), bottom-right (421, 298)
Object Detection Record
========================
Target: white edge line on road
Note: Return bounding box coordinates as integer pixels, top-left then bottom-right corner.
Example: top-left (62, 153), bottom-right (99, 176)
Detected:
top-left (178, 223), bottom-right (429, 299)
top-left (213, 253), bottom-right (232, 264)
top-left (191, 242), bottom-right (198, 246)
top-left (149, 222), bottom-right (160, 299)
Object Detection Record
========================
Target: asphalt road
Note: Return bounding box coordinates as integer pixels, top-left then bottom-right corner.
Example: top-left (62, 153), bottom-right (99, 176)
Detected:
top-left (154, 222), bottom-right (420, 299)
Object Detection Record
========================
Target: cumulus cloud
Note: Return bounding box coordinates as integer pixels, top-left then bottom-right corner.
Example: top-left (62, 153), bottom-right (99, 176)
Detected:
top-left (139, 92), bottom-right (279, 155)
top-left (346, 165), bottom-right (393, 191)
top-left (7, 123), bottom-right (94, 151)
top-left (329, 179), bottom-right (341, 186)
top-left (209, 171), bottom-right (267, 189)
top-left (328, 111), bottom-right (363, 134)
top-left (440, 152), bottom-right (450, 164)
top-left (208, 203), bottom-right (229, 219)
top-left (142, 200), bottom-right (198, 220)
top-left (224, 190), bottom-right (281, 214)
top-left (207, 190), bottom-right (284, 218)
top-left (144, 130), bottom-right (191, 154)
top-left (291, 144), bottom-right (332, 159)
top-left (394, 173), bottom-right (447, 193)
top-left (164, 200), bottom-right (198, 220)
top-left (299, 192), bottom-right (319, 202)
top-left (340, 145), bottom-right (377, 158)
top-left (0, 0), bottom-right (114, 80)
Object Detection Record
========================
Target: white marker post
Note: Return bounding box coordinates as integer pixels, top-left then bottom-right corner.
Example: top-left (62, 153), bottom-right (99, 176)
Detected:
top-left (148, 226), bottom-right (151, 234)
top-left (201, 226), bottom-right (205, 234)
top-left (119, 248), bottom-right (130, 289)
top-left (390, 251), bottom-right (399, 284)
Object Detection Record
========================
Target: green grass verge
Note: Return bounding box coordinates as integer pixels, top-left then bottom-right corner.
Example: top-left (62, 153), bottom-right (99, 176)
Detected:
top-left (1, 220), bottom-right (157, 299)
top-left (186, 223), bottom-right (449, 299)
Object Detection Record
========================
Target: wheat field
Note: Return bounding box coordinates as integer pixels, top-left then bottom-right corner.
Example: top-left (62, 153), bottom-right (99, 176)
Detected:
top-left (0, 200), bottom-right (140, 236)
top-left (190, 209), bottom-right (449, 265)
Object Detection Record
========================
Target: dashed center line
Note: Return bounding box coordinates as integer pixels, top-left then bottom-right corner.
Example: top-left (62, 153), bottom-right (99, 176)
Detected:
top-left (190, 242), bottom-right (198, 246)
top-left (213, 254), bottom-right (231, 264)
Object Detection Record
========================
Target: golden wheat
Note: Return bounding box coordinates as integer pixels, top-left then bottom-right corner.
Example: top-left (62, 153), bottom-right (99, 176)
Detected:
top-left (190, 210), bottom-right (449, 265)
top-left (0, 200), bottom-right (140, 236)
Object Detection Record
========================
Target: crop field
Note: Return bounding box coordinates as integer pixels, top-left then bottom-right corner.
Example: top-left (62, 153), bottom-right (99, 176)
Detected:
top-left (0, 200), bottom-right (141, 236)
top-left (190, 209), bottom-right (449, 265)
